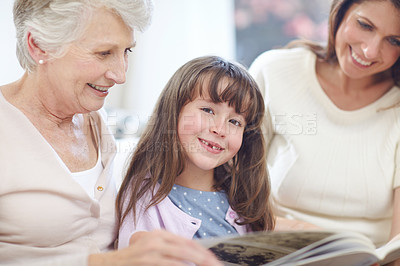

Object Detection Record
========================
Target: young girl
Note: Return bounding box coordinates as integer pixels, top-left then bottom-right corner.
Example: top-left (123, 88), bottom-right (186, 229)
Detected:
top-left (116, 56), bottom-right (275, 249)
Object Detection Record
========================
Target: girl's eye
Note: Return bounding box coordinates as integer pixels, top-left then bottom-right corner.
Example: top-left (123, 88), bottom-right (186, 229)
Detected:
top-left (229, 119), bottom-right (242, 127)
top-left (388, 37), bottom-right (400, 47)
top-left (201, 107), bottom-right (214, 114)
top-left (357, 20), bottom-right (373, 31)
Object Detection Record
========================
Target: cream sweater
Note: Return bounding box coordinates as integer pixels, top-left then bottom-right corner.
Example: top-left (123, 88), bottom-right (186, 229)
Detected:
top-left (250, 47), bottom-right (400, 246)
top-left (0, 91), bottom-right (118, 265)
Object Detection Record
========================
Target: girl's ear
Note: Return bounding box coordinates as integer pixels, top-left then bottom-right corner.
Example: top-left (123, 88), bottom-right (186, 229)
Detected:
top-left (27, 32), bottom-right (47, 65)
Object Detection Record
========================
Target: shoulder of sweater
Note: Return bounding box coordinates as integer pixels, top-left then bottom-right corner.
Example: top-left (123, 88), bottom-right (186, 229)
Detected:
top-left (250, 47), bottom-right (315, 73)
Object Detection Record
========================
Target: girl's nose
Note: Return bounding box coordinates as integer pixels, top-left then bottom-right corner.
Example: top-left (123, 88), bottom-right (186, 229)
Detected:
top-left (210, 119), bottom-right (226, 138)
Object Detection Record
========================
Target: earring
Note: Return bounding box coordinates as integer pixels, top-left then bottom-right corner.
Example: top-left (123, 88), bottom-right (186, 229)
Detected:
top-left (38, 59), bottom-right (44, 65)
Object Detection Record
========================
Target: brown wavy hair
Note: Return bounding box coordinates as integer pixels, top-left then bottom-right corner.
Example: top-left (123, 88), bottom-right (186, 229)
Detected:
top-left (116, 55), bottom-right (275, 232)
top-left (286, 0), bottom-right (400, 87)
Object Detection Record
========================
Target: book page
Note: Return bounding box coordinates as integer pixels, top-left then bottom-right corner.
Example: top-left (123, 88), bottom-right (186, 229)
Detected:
top-left (376, 234), bottom-right (400, 265)
top-left (292, 238), bottom-right (378, 266)
top-left (198, 231), bottom-right (335, 265)
top-left (198, 231), bottom-right (378, 266)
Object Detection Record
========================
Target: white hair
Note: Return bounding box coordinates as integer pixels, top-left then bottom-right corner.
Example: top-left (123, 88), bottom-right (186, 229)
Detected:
top-left (13, 0), bottom-right (154, 72)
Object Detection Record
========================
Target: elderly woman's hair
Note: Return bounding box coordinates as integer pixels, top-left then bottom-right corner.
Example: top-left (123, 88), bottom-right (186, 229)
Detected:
top-left (13, 0), bottom-right (154, 72)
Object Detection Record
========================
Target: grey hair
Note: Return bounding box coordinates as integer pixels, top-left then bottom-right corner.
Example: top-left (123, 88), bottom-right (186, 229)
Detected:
top-left (13, 0), bottom-right (154, 73)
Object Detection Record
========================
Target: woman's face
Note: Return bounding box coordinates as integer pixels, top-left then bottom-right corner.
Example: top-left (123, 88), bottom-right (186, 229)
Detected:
top-left (44, 8), bottom-right (134, 115)
top-left (335, 0), bottom-right (400, 79)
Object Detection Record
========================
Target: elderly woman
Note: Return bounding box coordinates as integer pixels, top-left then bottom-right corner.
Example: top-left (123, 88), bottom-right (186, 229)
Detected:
top-left (0, 1), bottom-right (221, 265)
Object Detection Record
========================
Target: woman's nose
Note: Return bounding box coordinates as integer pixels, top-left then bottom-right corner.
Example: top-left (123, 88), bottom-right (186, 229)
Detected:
top-left (361, 36), bottom-right (381, 60)
top-left (105, 55), bottom-right (127, 84)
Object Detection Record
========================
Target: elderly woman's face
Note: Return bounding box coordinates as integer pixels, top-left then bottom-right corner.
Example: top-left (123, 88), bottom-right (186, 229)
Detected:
top-left (45, 8), bottom-right (134, 114)
top-left (334, 0), bottom-right (400, 79)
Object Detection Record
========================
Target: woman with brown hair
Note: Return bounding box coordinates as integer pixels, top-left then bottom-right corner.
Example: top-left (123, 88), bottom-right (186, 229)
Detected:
top-left (250, 0), bottom-right (400, 248)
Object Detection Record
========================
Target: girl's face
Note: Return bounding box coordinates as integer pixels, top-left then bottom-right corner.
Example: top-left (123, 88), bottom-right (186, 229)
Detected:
top-left (177, 86), bottom-right (246, 174)
top-left (43, 8), bottom-right (134, 115)
top-left (335, 0), bottom-right (400, 79)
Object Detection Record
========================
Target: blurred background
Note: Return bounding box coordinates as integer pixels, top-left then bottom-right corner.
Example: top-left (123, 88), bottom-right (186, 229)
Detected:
top-left (0, 0), bottom-right (330, 140)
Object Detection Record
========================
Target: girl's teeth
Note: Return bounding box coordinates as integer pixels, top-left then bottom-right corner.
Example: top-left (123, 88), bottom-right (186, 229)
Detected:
top-left (201, 139), bottom-right (222, 150)
top-left (351, 50), bottom-right (372, 66)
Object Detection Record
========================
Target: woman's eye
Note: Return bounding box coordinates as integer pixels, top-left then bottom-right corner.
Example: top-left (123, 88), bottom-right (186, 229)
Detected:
top-left (229, 119), bottom-right (242, 127)
top-left (99, 51), bottom-right (111, 57)
top-left (125, 48), bottom-right (133, 54)
top-left (201, 107), bottom-right (214, 114)
top-left (388, 37), bottom-right (400, 47)
top-left (357, 20), bottom-right (373, 31)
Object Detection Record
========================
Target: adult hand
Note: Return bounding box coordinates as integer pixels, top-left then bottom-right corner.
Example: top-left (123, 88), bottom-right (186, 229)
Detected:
top-left (274, 216), bottom-right (320, 231)
top-left (89, 230), bottom-right (223, 266)
top-left (383, 258), bottom-right (400, 266)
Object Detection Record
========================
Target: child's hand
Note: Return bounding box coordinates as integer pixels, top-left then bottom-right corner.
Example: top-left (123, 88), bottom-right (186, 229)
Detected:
top-left (128, 230), bottom-right (223, 266)
top-left (89, 230), bottom-right (222, 265)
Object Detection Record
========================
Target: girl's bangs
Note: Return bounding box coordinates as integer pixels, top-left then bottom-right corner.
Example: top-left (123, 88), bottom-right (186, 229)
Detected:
top-left (192, 71), bottom-right (261, 124)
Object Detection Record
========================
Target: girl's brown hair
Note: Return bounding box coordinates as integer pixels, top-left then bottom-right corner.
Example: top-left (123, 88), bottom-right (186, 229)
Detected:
top-left (116, 55), bottom-right (275, 231)
top-left (286, 0), bottom-right (400, 87)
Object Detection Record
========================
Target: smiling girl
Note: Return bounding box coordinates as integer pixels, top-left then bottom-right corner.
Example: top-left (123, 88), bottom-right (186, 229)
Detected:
top-left (116, 56), bottom-right (275, 248)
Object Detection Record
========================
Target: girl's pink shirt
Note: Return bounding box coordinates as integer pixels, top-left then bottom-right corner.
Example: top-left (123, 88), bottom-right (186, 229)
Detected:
top-left (118, 183), bottom-right (250, 249)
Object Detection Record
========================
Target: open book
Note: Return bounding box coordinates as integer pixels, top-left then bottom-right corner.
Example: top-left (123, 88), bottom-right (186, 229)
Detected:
top-left (197, 230), bottom-right (400, 265)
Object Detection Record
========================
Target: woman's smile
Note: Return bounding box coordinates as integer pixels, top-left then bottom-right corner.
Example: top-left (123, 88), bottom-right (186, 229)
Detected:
top-left (350, 46), bottom-right (373, 67)
top-left (87, 83), bottom-right (111, 92)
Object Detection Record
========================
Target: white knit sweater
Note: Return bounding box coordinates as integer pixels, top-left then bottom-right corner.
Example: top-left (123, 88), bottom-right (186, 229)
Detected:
top-left (250, 47), bottom-right (400, 246)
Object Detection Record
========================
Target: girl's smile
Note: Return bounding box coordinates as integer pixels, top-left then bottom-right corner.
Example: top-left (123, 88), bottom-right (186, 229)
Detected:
top-left (198, 137), bottom-right (225, 153)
